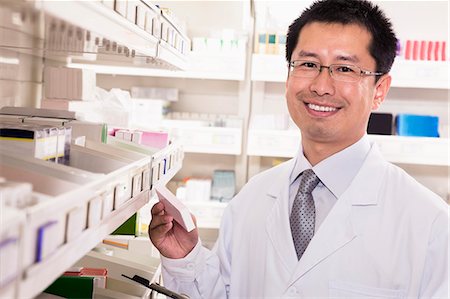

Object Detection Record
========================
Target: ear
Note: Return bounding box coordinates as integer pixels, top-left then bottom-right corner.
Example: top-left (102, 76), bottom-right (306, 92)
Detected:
top-left (371, 74), bottom-right (391, 110)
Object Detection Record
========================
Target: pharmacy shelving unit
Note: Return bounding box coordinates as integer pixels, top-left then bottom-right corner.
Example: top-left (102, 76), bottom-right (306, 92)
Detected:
top-left (70, 48), bottom-right (247, 155)
top-left (84, 1), bottom-right (251, 236)
top-left (184, 201), bottom-right (228, 229)
top-left (159, 119), bottom-right (243, 155)
top-left (0, 0), bottom-right (188, 297)
top-left (247, 128), bottom-right (300, 158)
top-left (91, 0), bottom-right (252, 191)
top-left (246, 129), bottom-right (449, 167)
top-left (0, 138), bottom-right (183, 299)
top-left (35, 0), bottom-right (189, 70)
top-left (71, 50), bottom-right (247, 81)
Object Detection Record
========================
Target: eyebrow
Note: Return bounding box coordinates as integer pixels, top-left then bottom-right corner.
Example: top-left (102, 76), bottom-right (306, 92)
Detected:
top-left (296, 50), bottom-right (360, 63)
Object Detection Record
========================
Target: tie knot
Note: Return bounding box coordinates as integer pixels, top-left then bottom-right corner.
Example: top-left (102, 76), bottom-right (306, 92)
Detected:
top-left (298, 169), bottom-right (320, 194)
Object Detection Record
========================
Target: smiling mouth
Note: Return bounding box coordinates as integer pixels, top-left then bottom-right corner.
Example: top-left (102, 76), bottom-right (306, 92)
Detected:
top-left (307, 103), bottom-right (339, 112)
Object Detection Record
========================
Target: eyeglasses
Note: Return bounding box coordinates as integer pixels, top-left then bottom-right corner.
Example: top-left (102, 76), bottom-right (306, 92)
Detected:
top-left (289, 60), bottom-right (384, 83)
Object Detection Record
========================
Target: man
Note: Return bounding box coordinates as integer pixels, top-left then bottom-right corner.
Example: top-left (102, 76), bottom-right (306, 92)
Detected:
top-left (149, 0), bottom-right (449, 298)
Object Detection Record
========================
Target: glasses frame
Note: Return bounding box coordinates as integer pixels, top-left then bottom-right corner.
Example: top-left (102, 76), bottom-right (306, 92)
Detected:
top-left (288, 60), bottom-right (385, 82)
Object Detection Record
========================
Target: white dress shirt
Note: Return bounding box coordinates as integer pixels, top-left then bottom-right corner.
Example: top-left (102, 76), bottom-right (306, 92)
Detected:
top-left (289, 135), bottom-right (371, 232)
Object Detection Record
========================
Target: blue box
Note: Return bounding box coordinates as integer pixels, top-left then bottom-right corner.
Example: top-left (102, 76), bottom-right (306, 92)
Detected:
top-left (395, 114), bottom-right (439, 137)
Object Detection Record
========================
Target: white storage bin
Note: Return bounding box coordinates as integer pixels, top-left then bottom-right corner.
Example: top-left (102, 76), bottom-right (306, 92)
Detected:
top-left (80, 140), bottom-right (153, 203)
top-left (0, 142), bottom-right (152, 273)
top-left (68, 145), bottom-right (135, 208)
top-left (2, 145), bottom-right (154, 299)
top-left (0, 161), bottom-right (87, 270)
top-left (106, 136), bottom-right (183, 189)
top-left (0, 206), bottom-right (25, 299)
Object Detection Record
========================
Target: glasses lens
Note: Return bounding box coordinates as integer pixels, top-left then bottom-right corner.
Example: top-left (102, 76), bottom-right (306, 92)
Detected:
top-left (290, 61), bottom-right (319, 78)
top-left (330, 65), bottom-right (361, 82)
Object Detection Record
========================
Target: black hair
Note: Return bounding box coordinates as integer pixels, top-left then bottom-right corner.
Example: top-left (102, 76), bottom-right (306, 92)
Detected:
top-left (286, 0), bottom-right (397, 79)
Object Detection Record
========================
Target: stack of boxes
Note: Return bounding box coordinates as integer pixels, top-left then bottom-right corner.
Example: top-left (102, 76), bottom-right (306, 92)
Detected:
top-left (254, 32), bottom-right (286, 56)
top-left (0, 120), bottom-right (70, 163)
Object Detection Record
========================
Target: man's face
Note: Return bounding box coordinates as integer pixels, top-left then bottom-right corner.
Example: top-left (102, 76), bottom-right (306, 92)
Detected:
top-left (286, 22), bottom-right (390, 152)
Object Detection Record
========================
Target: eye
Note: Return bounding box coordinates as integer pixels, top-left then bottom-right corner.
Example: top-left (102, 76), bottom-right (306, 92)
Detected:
top-left (335, 65), bottom-right (357, 73)
top-left (298, 61), bottom-right (319, 69)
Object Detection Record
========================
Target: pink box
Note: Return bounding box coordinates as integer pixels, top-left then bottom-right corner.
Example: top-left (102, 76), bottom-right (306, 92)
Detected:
top-left (405, 40), bottom-right (412, 60)
top-left (427, 41), bottom-right (433, 60)
top-left (442, 41), bottom-right (446, 61)
top-left (434, 41), bottom-right (440, 61)
top-left (412, 40), bottom-right (419, 60)
top-left (420, 41), bottom-right (426, 60)
top-left (138, 130), bottom-right (169, 149)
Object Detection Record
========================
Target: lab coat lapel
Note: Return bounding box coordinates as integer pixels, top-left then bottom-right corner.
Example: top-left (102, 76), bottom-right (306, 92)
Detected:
top-left (265, 159), bottom-right (299, 274)
top-left (287, 144), bottom-right (386, 286)
top-left (287, 191), bottom-right (357, 286)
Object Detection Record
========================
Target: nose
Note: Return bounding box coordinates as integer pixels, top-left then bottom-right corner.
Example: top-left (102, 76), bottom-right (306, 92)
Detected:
top-left (310, 66), bottom-right (335, 96)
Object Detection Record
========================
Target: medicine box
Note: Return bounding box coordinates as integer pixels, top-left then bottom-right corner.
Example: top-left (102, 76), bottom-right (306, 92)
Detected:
top-left (0, 123), bottom-right (58, 161)
top-left (367, 112), bottom-right (393, 135)
top-left (395, 114), bottom-right (439, 137)
top-left (44, 67), bottom-right (96, 101)
top-left (23, 118), bottom-right (72, 165)
top-left (114, 0), bottom-right (128, 17)
top-left (0, 180), bottom-right (33, 209)
top-left (135, 1), bottom-right (147, 29)
top-left (126, 1), bottom-right (138, 23)
top-left (211, 170), bottom-right (236, 202)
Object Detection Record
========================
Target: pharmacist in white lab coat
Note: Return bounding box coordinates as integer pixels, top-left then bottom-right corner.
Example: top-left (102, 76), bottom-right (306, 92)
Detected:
top-left (149, 0), bottom-right (449, 298)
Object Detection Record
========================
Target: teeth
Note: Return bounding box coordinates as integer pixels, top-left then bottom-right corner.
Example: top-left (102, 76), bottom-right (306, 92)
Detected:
top-left (308, 103), bottom-right (337, 112)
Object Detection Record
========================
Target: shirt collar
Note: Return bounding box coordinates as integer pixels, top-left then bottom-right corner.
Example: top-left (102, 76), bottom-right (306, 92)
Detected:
top-left (290, 135), bottom-right (371, 198)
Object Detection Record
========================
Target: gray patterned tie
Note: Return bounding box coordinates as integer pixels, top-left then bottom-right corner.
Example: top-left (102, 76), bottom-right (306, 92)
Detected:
top-left (290, 169), bottom-right (320, 260)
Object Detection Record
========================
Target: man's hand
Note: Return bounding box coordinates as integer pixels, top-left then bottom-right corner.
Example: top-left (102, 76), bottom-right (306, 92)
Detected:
top-left (149, 201), bottom-right (199, 259)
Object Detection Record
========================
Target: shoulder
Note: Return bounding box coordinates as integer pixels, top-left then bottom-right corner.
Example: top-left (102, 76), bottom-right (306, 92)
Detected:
top-left (382, 162), bottom-right (447, 216)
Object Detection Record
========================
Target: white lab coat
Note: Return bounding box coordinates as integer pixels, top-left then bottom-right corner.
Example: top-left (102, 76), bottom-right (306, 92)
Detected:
top-left (161, 143), bottom-right (449, 298)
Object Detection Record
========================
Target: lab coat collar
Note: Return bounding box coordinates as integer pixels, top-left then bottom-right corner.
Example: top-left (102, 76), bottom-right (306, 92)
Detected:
top-left (265, 143), bottom-right (387, 287)
top-left (348, 142), bottom-right (386, 206)
top-left (266, 158), bottom-right (296, 199)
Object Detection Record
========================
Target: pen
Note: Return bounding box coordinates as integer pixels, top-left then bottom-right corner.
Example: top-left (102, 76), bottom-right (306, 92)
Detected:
top-left (121, 274), bottom-right (190, 299)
